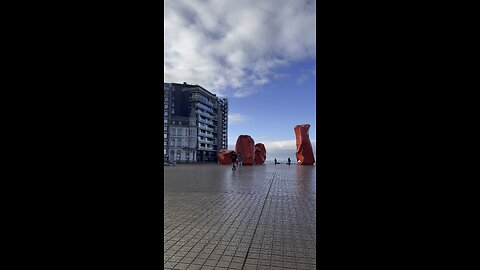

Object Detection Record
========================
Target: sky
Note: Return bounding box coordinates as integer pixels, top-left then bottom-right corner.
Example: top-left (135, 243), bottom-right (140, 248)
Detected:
top-left (164, 0), bottom-right (316, 161)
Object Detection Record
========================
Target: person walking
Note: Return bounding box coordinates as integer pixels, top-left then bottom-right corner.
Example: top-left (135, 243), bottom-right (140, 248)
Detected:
top-left (231, 151), bottom-right (237, 171)
top-left (287, 157), bottom-right (291, 165)
top-left (274, 158), bottom-right (278, 165)
top-left (238, 153), bottom-right (243, 167)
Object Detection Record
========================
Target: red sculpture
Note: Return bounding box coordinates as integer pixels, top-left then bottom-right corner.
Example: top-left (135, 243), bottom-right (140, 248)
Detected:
top-left (254, 143), bottom-right (266, 164)
top-left (235, 135), bottom-right (255, 165)
top-left (217, 149), bottom-right (234, 165)
top-left (294, 124), bottom-right (315, 165)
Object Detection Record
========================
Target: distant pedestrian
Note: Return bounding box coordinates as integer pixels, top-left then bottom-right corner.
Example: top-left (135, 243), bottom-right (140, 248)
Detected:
top-left (274, 158), bottom-right (278, 165)
top-left (231, 151), bottom-right (237, 171)
top-left (238, 153), bottom-right (243, 167)
top-left (287, 157), bottom-right (291, 165)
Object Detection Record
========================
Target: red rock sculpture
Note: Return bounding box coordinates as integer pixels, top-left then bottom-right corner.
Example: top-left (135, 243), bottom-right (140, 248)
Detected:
top-left (294, 124), bottom-right (315, 165)
top-left (217, 149), bottom-right (234, 165)
top-left (254, 143), bottom-right (266, 165)
top-left (235, 135), bottom-right (255, 165)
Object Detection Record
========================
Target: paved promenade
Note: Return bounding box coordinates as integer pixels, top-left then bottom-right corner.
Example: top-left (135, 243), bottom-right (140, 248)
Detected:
top-left (164, 163), bottom-right (316, 270)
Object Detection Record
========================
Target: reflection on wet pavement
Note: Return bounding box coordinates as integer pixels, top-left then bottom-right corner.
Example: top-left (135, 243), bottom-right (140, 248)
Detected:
top-left (164, 163), bottom-right (316, 269)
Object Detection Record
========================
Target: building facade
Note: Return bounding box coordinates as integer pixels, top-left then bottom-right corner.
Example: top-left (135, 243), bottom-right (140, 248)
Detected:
top-left (163, 82), bottom-right (228, 162)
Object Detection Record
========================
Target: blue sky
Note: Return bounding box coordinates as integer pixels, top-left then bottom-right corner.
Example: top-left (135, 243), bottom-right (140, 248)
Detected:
top-left (164, 0), bottom-right (316, 161)
top-left (227, 60), bottom-right (316, 160)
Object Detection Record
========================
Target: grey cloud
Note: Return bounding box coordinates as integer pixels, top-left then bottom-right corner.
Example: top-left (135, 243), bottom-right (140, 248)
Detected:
top-left (164, 0), bottom-right (316, 97)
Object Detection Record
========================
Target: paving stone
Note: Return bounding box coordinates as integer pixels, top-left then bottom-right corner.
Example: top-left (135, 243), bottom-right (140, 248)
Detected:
top-left (228, 262), bottom-right (244, 269)
top-left (219, 255), bottom-right (233, 262)
top-left (271, 259), bottom-right (283, 268)
top-left (173, 262), bottom-right (189, 270)
top-left (196, 253), bottom-right (209, 259)
top-left (284, 261), bottom-right (296, 268)
top-left (164, 261), bottom-right (177, 269)
top-left (216, 260), bottom-right (230, 268)
top-left (185, 264), bottom-right (202, 270)
top-left (243, 264), bottom-right (258, 270)
top-left (204, 259), bottom-right (218, 267)
top-left (191, 258), bottom-right (206, 265)
top-left (164, 164), bottom-right (316, 270)
top-left (179, 257), bottom-right (194, 264)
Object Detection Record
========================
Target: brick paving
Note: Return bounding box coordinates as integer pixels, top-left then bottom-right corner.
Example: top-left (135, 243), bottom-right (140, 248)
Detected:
top-left (164, 164), bottom-right (316, 269)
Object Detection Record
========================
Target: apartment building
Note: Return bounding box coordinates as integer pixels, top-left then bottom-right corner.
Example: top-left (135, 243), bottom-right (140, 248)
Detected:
top-left (163, 82), bottom-right (228, 162)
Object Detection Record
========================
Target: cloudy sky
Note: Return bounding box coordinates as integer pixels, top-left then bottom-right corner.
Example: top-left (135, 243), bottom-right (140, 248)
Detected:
top-left (164, 0), bottom-right (316, 161)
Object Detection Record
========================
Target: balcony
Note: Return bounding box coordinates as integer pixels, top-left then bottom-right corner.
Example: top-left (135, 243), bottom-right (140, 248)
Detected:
top-left (199, 132), bottom-right (215, 138)
top-left (198, 125), bottom-right (214, 132)
top-left (198, 117), bottom-right (214, 126)
top-left (196, 110), bottom-right (214, 119)
top-left (194, 103), bottom-right (214, 113)
top-left (198, 138), bottom-right (209, 143)
top-left (198, 145), bottom-right (214, 151)
top-left (191, 97), bottom-right (216, 108)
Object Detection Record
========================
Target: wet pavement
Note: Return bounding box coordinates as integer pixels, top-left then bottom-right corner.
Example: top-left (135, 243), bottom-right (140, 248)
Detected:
top-left (164, 163), bottom-right (316, 270)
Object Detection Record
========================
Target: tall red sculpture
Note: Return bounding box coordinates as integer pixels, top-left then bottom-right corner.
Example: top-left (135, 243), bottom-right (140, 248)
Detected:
top-left (217, 149), bottom-right (234, 165)
top-left (294, 124), bottom-right (315, 165)
top-left (254, 143), bottom-right (266, 165)
top-left (235, 135), bottom-right (255, 165)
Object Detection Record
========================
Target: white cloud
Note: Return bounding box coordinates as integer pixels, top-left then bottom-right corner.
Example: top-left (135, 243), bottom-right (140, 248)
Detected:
top-left (263, 139), bottom-right (316, 161)
top-left (264, 140), bottom-right (297, 150)
top-left (296, 73), bottom-right (308, 85)
top-left (232, 88), bottom-right (258, 98)
top-left (229, 113), bottom-right (247, 123)
top-left (297, 65), bottom-right (316, 85)
top-left (262, 140), bottom-right (315, 151)
top-left (227, 139), bottom-right (316, 160)
top-left (164, 0), bottom-right (316, 97)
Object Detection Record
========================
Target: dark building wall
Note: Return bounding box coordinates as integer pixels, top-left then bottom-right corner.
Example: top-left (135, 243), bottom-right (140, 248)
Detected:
top-left (171, 87), bottom-right (191, 117)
